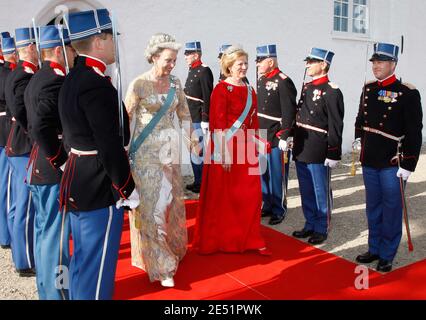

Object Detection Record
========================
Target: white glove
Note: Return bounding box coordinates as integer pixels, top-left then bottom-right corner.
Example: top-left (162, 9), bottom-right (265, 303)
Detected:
top-left (201, 122), bottom-right (209, 135)
top-left (397, 168), bottom-right (412, 181)
top-left (278, 140), bottom-right (288, 152)
top-left (353, 138), bottom-right (361, 151)
top-left (324, 158), bottom-right (339, 168)
top-left (116, 189), bottom-right (140, 210)
top-left (286, 137), bottom-right (294, 149)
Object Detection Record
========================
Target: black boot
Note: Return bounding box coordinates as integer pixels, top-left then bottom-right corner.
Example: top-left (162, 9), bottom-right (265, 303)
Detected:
top-left (292, 229), bottom-right (314, 239)
top-left (376, 259), bottom-right (392, 272)
top-left (356, 252), bottom-right (380, 264)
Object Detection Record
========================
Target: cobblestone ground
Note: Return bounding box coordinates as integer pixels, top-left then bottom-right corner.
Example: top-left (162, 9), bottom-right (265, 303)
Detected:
top-left (1, 146), bottom-right (425, 299)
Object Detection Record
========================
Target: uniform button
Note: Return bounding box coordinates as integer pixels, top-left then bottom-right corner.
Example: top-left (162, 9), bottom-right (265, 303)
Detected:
top-left (388, 107), bottom-right (392, 111)
top-left (365, 96), bottom-right (369, 100)
top-left (124, 191), bottom-right (127, 195)
top-left (364, 112), bottom-right (368, 116)
top-left (364, 104), bottom-right (368, 107)
top-left (379, 123), bottom-right (384, 127)
top-left (69, 198), bottom-right (75, 202)
top-left (310, 111), bottom-right (314, 115)
top-left (399, 92), bottom-right (403, 96)
top-left (364, 121), bottom-right (368, 124)
top-left (300, 100), bottom-right (304, 103)
top-left (36, 169), bottom-right (40, 174)
top-left (367, 88), bottom-right (370, 92)
top-left (383, 115), bottom-right (388, 119)
top-left (268, 93), bottom-right (270, 96)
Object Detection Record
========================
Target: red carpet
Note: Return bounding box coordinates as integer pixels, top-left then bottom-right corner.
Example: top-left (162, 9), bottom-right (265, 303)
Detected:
top-left (113, 201), bottom-right (426, 300)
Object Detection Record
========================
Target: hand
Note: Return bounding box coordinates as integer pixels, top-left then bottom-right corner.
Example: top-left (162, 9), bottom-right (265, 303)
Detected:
top-left (116, 189), bottom-right (140, 210)
top-left (286, 137), bottom-right (294, 150)
top-left (201, 122), bottom-right (209, 136)
top-left (222, 164), bottom-right (231, 172)
top-left (324, 158), bottom-right (339, 168)
top-left (397, 168), bottom-right (412, 181)
top-left (353, 138), bottom-right (361, 151)
top-left (278, 140), bottom-right (288, 152)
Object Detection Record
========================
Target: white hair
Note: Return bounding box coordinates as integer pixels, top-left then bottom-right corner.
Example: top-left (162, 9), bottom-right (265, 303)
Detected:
top-left (145, 33), bottom-right (182, 64)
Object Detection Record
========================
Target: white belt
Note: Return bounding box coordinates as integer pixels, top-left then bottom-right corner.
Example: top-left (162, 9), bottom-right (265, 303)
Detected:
top-left (0, 112), bottom-right (6, 116)
top-left (258, 113), bottom-right (282, 123)
top-left (71, 148), bottom-right (98, 156)
top-left (296, 122), bottom-right (328, 134)
top-left (362, 127), bottom-right (405, 142)
top-left (186, 95), bottom-right (204, 103)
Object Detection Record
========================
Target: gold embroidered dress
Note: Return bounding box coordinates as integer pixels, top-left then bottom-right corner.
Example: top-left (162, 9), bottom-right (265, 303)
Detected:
top-left (125, 71), bottom-right (191, 282)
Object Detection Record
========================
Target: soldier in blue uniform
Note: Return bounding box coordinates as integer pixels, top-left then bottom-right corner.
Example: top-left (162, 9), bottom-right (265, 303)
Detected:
top-left (4, 28), bottom-right (39, 276)
top-left (184, 41), bottom-right (214, 193)
top-left (292, 48), bottom-right (344, 245)
top-left (0, 32), bottom-right (13, 250)
top-left (60, 9), bottom-right (139, 300)
top-left (354, 43), bottom-right (423, 272)
top-left (24, 25), bottom-right (76, 299)
top-left (256, 44), bottom-right (297, 225)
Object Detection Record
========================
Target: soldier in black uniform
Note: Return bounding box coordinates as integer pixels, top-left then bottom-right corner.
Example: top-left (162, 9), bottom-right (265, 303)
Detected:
top-left (0, 32), bottom-right (13, 250)
top-left (256, 44), bottom-right (297, 225)
top-left (354, 43), bottom-right (423, 272)
top-left (4, 28), bottom-right (39, 276)
top-left (60, 9), bottom-right (139, 300)
top-left (292, 48), bottom-right (344, 245)
top-left (24, 25), bottom-right (77, 300)
top-left (184, 41), bottom-right (213, 193)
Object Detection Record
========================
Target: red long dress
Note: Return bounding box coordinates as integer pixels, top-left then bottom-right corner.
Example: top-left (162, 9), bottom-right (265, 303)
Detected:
top-left (193, 81), bottom-right (266, 254)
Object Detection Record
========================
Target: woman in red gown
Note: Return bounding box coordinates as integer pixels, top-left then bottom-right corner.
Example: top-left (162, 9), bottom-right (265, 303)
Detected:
top-left (193, 46), bottom-right (270, 255)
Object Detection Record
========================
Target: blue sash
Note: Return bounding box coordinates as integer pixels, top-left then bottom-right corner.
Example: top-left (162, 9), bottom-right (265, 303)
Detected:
top-left (129, 80), bottom-right (176, 162)
top-left (212, 85), bottom-right (253, 161)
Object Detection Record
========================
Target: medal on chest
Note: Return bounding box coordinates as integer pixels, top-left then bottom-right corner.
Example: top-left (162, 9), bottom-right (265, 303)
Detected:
top-left (378, 90), bottom-right (398, 103)
top-left (265, 80), bottom-right (278, 91)
top-left (312, 89), bottom-right (324, 101)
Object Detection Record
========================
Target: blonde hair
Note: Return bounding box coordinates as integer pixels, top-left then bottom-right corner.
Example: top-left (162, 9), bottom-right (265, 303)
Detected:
top-left (145, 33), bottom-right (182, 64)
top-left (220, 45), bottom-right (248, 78)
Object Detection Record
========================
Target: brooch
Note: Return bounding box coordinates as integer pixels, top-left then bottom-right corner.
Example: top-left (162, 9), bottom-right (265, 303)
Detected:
top-left (227, 85), bottom-right (233, 93)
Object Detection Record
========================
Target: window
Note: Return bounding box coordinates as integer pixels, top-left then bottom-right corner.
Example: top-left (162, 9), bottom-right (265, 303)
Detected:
top-left (334, 0), bottom-right (369, 35)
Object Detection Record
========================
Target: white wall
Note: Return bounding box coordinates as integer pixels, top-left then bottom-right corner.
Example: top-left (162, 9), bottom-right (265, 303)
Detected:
top-left (1, 0), bottom-right (425, 154)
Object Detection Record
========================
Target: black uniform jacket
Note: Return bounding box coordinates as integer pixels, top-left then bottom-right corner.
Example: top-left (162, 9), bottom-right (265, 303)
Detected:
top-left (292, 75), bottom-right (345, 163)
top-left (184, 60), bottom-right (214, 123)
top-left (355, 75), bottom-right (423, 172)
top-left (58, 55), bottom-right (135, 212)
top-left (4, 60), bottom-right (37, 156)
top-left (24, 61), bottom-right (68, 185)
top-left (257, 68), bottom-right (297, 148)
top-left (0, 61), bottom-right (16, 147)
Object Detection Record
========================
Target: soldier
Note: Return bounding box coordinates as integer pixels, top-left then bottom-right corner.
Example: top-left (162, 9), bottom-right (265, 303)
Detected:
top-left (24, 25), bottom-right (77, 300)
top-left (4, 28), bottom-right (39, 276)
top-left (291, 48), bottom-right (344, 245)
top-left (184, 41), bottom-right (214, 193)
top-left (256, 44), bottom-right (297, 225)
top-left (60, 9), bottom-right (139, 300)
top-left (354, 43), bottom-right (423, 272)
top-left (0, 32), bottom-right (13, 250)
